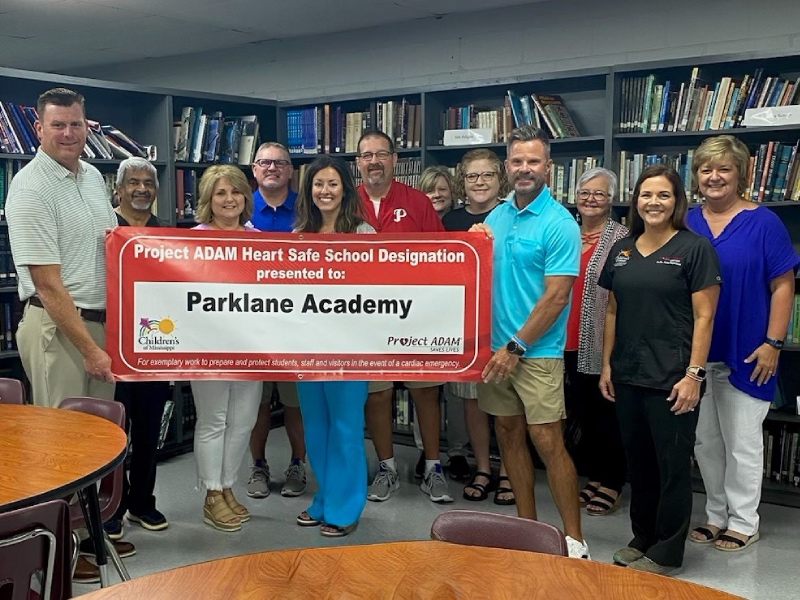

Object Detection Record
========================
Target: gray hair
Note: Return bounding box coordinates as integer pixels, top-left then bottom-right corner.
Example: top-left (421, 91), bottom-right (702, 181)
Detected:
top-left (506, 125), bottom-right (551, 159)
top-left (577, 167), bottom-right (618, 200)
top-left (254, 141), bottom-right (291, 159)
top-left (116, 157), bottom-right (158, 189)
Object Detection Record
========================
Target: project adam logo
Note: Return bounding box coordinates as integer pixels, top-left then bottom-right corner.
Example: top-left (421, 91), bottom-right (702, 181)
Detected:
top-left (137, 317), bottom-right (180, 351)
top-left (386, 334), bottom-right (463, 353)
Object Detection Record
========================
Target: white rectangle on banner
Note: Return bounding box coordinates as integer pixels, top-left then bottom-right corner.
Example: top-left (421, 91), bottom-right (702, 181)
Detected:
top-left (133, 282), bottom-right (466, 354)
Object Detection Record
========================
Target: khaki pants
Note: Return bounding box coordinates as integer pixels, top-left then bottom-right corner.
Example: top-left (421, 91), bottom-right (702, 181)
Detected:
top-left (17, 303), bottom-right (115, 407)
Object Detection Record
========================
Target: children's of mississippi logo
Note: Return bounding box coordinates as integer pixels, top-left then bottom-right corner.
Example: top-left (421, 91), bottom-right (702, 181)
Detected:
top-left (138, 317), bottom-right (180, 350)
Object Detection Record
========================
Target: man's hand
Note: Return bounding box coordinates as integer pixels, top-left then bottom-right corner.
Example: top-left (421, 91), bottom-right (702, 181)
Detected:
top-left (481, 347), bottom-right (519, 383)
top-left (85, 348), bottom-right (115, 383)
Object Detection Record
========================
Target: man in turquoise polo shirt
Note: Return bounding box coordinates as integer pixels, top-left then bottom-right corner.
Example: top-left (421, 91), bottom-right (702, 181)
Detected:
top-left (472, 125), bottom-right (588, 559)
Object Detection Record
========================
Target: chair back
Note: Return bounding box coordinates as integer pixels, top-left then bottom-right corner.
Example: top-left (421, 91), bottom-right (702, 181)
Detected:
top-left (0, 377), bottom-right (26, 404)
top-left (0, 499), bottom-right (72, 600)
top-left (59, 397), bottom-right (127, 525)
top-left (431, 509), bottom-right (569, 556)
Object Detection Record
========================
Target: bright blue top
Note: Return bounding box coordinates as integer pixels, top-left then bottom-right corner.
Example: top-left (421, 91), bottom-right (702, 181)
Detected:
top-left (249, 189), bottom-right (297, 232)
top-left (687, 206), bottom-right (800, 401)
top-left (485, 186), bottom-right (580, 358)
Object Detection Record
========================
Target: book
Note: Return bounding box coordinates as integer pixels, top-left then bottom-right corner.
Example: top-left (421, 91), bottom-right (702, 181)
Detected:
top-left (237, 115), bottom-right (259, 165)
top-left (218, 117), bottom-right (242, 164)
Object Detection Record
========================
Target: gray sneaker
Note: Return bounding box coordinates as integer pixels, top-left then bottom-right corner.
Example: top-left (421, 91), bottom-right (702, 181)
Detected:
top-left (246, 463), bottom-right (271, 498)
top-left (613, 546), bottom-right (644, 566)
top-left (628, 556), bottom-right (679, 576)
top-left (367, 464), bottom-right (400, 502)
top-left (420, 465), bottom-right (454, 503)
top-left (281, 460), bottom-right (307, 497)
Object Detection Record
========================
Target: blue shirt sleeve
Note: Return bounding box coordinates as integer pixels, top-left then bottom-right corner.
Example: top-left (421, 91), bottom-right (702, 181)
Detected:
top-left (543, 216), bottom-right (580, 277)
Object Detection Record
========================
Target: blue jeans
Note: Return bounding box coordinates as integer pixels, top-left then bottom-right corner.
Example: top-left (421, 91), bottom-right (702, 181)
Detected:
top-left (297, 381), bottom-right (368, 527)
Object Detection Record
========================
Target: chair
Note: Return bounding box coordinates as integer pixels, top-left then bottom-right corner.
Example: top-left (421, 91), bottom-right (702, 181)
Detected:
top-left (0, 377), bottom-right (26, 404)
top-left (59, 396), bottom-right (131, 584)
top-left (430, 509), bottom-right (569, 556)
top-left (0, 499), bottom-right (72, 600)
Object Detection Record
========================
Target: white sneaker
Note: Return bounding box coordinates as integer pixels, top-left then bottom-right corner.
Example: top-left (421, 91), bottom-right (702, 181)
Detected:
top-left (566, 535), bottom-right (591, 559)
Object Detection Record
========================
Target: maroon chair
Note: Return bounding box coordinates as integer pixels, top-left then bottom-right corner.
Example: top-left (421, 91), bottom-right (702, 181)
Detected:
top-left (0, 377), bottom-right (26, 404)
top-left (59, 396), bottom-right (130, 584)
top-left (0, 499), bottom-right (72, 600)
top-left (431, 509), bottom-right (569, 557)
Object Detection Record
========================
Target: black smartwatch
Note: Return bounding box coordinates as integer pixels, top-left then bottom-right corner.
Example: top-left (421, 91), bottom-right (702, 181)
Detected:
top-left (765, 337), bottom-right (784, 350)
top-left (506, 340), bottom-right (526, 357)
top-left (686, 365), bottom-right (707, 380)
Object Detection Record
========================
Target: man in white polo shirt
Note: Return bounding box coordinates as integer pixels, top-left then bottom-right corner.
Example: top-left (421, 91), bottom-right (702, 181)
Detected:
top-left (7, 87), bottom-right (117, 408)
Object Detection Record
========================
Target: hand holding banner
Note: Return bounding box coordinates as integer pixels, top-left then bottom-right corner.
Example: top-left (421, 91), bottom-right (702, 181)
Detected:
top-left (107, 229), bottom-right (492, 381)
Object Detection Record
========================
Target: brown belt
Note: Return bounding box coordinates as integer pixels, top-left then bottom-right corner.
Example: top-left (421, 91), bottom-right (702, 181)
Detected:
top-left (27, 296), bottom-right (106, 324)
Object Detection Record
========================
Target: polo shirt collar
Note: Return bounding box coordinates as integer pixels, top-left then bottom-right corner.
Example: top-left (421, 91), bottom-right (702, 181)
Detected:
top-left (36, 148), bottom-right (88, 179)
top-left (508, 185), bottom-right (550, 216)
top-left (257, 188), bottom-right (296, 213)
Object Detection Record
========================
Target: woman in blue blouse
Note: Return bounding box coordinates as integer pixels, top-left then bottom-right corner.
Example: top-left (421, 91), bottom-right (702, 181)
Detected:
top-left (687, 135), bottom-right (799, 551)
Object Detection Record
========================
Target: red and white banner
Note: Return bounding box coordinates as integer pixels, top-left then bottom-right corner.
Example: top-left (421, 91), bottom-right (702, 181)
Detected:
top-left (107, 228), bottom-right (493, 381)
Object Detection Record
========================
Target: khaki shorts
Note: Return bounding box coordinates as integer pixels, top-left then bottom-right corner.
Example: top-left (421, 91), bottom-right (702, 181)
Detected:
top-left (478, 358), bottom-right (566, 425)
top-left (368, 381), bottom-right (441, 394)
top-left (261, 381), bottom-right (300, 407)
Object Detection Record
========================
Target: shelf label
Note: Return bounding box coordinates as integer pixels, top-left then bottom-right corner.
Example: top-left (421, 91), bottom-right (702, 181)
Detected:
top-left (443, 128), bottom-right (495, 146)
top-left (742, 105), bottom-right (800, 127)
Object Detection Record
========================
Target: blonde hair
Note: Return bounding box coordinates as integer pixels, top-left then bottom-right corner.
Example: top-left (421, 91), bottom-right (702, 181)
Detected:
top-left (692, 135), bottom-right (750, 198)
top-left (195, 165), bottom-right (254, 226)
top-left (454, 148), bottom-right (510, 202)
top-left (418, 166), bottom-right (454, 196)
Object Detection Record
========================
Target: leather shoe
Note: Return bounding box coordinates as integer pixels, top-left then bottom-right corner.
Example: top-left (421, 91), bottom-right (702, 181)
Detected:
top-left (73, 555), bottom-right (100, 584)
top-left (79, 537), bottom-right (136, 559)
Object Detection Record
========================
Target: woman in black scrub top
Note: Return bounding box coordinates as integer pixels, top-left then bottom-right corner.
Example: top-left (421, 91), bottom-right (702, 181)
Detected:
top-left (598, 164), bottom-right (721, 576)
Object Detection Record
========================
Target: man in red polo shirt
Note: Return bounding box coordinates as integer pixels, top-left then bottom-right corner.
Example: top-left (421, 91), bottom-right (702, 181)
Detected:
top-left (356, 131), bottom-right (453, 504)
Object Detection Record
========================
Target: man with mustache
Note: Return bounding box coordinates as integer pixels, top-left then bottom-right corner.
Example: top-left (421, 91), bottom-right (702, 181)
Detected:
top-left (471, 125), bottom-right (588, 559)
top-left (106, 158), bottom-right (171, 543)
top-left (355, 131), bottom-right (452, 504)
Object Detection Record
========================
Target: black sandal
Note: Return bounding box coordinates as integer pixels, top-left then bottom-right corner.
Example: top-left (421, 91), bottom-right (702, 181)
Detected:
top-left (493, 476), bottom-right (516, 506)
top-left (462, 471), bottom-right (494, 502)
top-left (585, 488), bottom-right (622, 516)
top-left (579, 482), bottom-right (600, 505)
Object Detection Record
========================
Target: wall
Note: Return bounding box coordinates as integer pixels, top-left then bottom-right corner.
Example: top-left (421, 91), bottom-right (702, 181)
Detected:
top-left (74, 0), bottom-right (800, 101)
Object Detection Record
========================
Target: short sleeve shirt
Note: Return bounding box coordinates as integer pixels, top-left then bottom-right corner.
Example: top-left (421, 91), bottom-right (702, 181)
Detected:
top-left (485, 187), bottom-right (581, 358)
top-left (358, 181), bottom-right (444, 233)
top-left (442, 205), bottom-right (499, 232)
top-left (249, 189), bottom-right (297, 232)
top-left (598, 230), bottom-right (721, 391)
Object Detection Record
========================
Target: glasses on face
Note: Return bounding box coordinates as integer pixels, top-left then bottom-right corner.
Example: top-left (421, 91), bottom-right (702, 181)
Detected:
top-left (577, 190), bottom-right (610, 201)
top-left (464, 171), bottom-right (497, 183)
top-left (357, 150), bottom-right (392, 161)
top-left (253, 159), bottom-right (291, 169)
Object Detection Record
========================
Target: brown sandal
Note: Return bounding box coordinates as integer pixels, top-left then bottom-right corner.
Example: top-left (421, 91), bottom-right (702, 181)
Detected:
top-left (222, 489), bottom-right (250, 522)
top-left (203, 494), bottom-right (242, 532)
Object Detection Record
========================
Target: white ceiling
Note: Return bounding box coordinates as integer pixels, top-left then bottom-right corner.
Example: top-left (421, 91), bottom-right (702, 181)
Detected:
top-left (0, 0), bottom-right (547, 74)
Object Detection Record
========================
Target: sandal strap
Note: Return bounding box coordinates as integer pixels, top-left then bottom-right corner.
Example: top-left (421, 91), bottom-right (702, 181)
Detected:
top-left (692, 526), bottom-right (718, 541)
top-left (206, 497), bottom-right (240, 524)
top-left (495, 486), bottom-right (513, 494)
top-left (466, 482), bottom-right (487, 493)
top-left (589, 490), bottom-right (619, 506)
top-left (716, 534), bottom-right (746, 547)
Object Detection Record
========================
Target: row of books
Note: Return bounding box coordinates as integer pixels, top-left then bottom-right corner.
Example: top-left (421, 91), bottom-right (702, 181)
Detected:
top-left (0, 99), bottom-right (152, 160)
top-left (506, 91), bottom-right (582, 139)
top-left (763, 425), bottom-right (800, 485)
top-left (786, 295), bottom-right (800, 345)
top-left (175, 169), bottom-right (198, 219)
top-left (173, 107), bottom-right (259, 166)
top-left (0, 300), bottom-right (19, 352)
top-left (618, 141), bottom-right (800, 204)
top-left (285, 99), bottom-right (422, 156)
top-left (620, 68), bottom-right (800, 134)
top-left (440, 102), bottom-right (514, 144)
top-left (549, 156), bottom-right (602, 204)
top-left (0, 159), bottom-right (23, 218)
top-left (0, 230), bottom-right (17, 282)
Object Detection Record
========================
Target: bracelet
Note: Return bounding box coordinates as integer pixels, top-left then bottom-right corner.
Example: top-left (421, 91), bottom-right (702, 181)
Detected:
top-left (685, 372), bottom-right (704, 382)
top-left (511, 335), bottom-right (528, 352)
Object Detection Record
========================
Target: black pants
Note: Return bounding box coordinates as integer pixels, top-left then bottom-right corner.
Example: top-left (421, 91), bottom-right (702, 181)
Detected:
top-left (113, 381), bottom-right (171, 518)
top-left (564, 351), bottom-right (626, 490)
top-left (614, 383), bottom-right (698, 567)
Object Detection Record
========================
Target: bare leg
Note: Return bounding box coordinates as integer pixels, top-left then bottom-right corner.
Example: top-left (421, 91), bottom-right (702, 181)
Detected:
top-left (283, 406), bottom-right (306, 461)
top-left (410, 386), bottom-right (442, 460)
top-left (495, 414), bottom-right (536, 519)
top-left (464, 397), bottom-right (491, 473)
top-left (529, 421), bottom-right (583, 541)
top-left (248, 402), bottom-right (270, 462)
top-left (366, 389), bottom-right (394, 461)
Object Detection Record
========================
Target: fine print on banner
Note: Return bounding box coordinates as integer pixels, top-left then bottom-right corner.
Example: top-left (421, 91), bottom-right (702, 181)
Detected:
top-left (107, 229), bottom-right (492, 382)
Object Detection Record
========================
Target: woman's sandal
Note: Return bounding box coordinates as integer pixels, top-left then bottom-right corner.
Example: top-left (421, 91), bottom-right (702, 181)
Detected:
top-left (222, 489), bottom-right (250, 522)
top-left (493, 476), bottom-right (516, 506)
top-left (579, 482), bottom-right (600, 505)
top-left (586, 488), bottom-right (622, 516)
top-left (715, 531), bottom-right (760, 552)
top-left (296, 511), bottom-right (322, 527)
top-left (203, 495), bottom-right (242, 532)
top-left (463, 471), bottom-right (494, 502)
top-left (320, 522), bottom-right (358, 537)
top-left (689, 525), bottom-right (723, 544)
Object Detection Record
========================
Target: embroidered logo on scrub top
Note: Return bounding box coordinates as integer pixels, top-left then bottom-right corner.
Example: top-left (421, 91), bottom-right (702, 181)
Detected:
top-left (613, 249), bottom-right (632, 267)
top-left (655, 256), bottom-right (682, 266)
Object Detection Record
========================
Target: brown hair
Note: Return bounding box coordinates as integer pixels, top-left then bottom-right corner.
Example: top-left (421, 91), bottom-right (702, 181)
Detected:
top-left (454, 148), bottom-right (510, 202)
top-left (627, 164), bottom-right (688, 237)
top-left (37, 87), bottom-right (86, 118)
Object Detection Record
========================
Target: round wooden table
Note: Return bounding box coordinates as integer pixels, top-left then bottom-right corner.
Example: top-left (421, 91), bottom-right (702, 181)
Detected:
top-left (79, 540), bottom-right (743, 599)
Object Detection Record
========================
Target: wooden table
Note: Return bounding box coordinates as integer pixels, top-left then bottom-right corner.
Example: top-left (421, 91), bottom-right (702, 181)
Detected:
top-left (0, 403), bottom-right (128, 586)
top-left (80, 540), bottom-right (743, 599)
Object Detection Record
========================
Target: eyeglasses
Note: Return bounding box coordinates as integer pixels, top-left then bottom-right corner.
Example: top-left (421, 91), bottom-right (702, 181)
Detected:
top-left (357, 150), bottom-right (393, 161)
top-left (253, 159), bottom-right (291, 169)
top-left (465, 171), bottom-right (497, 183)
top-left (577, 190), bottom-right (611, 200)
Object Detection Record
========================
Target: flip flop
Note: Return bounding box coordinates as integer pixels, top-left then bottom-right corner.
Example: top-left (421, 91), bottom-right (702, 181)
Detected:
top-left (715, 531), bottom-right (760, 552)
top-left (689, 525), bottom-right (723, 544)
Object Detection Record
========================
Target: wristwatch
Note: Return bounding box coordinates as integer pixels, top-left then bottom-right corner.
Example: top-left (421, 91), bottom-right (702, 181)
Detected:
top-left (686, 365), bottom-right (707, 380)
top-left (506, 340), bottom-right (526, 357)
top-left (765, 337), bottom-right (785, 350)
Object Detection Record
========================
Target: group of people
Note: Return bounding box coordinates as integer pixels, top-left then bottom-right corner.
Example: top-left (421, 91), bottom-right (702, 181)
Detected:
top-left (5, 86), bottom-right (797, 581)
